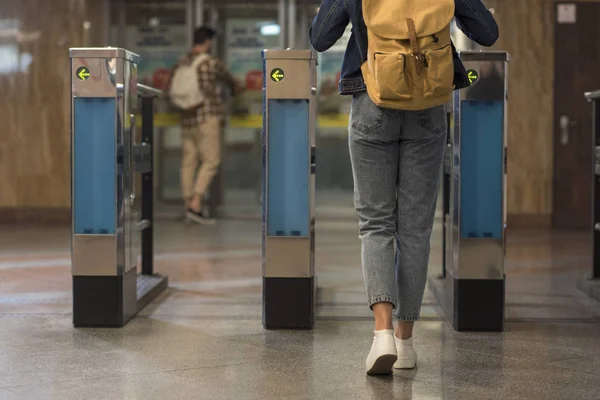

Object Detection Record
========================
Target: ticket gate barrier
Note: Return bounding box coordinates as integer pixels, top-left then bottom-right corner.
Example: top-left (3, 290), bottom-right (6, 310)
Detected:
top-left (70, 48), bottom-right (168, 327)
top-left (578, 90), bottom-right (600, 301)
top-left (432, 51), bottom-right (509, 332)
top-left (587, 89), bottom-right (600, 280)
top-left (262, 49), bottom-right (317, 329)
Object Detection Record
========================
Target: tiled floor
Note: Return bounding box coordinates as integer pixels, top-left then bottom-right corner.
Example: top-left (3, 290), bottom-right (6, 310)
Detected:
top-left (1, 216), bottom-right (600, 399)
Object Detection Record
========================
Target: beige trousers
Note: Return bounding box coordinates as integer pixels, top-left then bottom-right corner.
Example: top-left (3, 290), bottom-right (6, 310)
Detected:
top-left (180, 117), bottom-right (222, 202)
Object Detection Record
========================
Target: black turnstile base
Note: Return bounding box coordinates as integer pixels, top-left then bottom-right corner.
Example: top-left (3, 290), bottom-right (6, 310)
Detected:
top-left (73, 270), bottom-right (168, 328)
top-left (263, 277), bottom-right (315, 330)
top-left (137, 274), bottom-right (169, 312)
top-left (430, 275), bottom-right (505, 332)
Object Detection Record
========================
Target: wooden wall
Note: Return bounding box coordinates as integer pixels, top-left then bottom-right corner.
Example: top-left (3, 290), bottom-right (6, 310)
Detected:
top-left (487, 0), bottom-right (599, 226)
top-left (0, 0), bottom-right (595, 226)
top-left (0, 0), bottom-right (108, 223)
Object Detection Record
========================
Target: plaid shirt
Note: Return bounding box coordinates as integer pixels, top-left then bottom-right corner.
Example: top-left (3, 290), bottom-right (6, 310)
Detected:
top-left (173, 53), bottom-right (237, 127)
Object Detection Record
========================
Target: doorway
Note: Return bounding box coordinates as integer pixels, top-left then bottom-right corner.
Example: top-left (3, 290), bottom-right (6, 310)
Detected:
top-left (553, 2), bottom-right (600, 229)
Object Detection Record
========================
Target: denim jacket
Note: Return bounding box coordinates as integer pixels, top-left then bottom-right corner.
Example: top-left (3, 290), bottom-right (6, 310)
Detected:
top-left (309, 0), bottom-right (499, 94)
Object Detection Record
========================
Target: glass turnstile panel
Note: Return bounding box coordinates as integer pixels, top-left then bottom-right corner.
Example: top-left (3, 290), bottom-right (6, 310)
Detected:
top-left (459, 100), bottom-right (504, 239)
top-left (314, 25), bottom-right (354, 214)
top-left (266, 99), bottom-right (310, 237)
top-left (223, 15), bottom-right (280, 215)
top-left (73, 98), bottom-right (117, 235)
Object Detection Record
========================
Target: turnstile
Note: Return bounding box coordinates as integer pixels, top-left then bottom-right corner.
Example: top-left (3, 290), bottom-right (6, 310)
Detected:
top-left (579, 90), bottom-right (600, 301)
top-left (587, 90), bottom-right (600, 281)
top-left (262, 49), bottom-right (317, 329)
top-left (432, 51), bottom-right (509, 332)
top-left (70, 48), bottom-right (167, 327)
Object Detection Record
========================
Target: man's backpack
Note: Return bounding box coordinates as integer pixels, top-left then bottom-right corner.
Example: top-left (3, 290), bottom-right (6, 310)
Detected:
top-left (361, 0), bottom-right (455, 110)
top-left (169, 53), bottom-right (211, 110)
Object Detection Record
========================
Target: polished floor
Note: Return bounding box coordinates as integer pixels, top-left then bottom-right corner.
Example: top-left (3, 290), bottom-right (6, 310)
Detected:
top-left (1, 215), bottom-right (600, 399)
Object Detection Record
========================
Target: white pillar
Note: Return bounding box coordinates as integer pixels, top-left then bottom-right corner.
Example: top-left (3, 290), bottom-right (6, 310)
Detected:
top-left (287, 0), bottom-right (297, 49)
top-left (278, 0), bottom-right (286, 49)
top-left (194, 0), bottom-right (204, 27)
top-left (298, 1), bottom-right (309, 49)
top-left (209, 4), bottom-right (219, 57)
top-left (186, 0), bottom-right (194, 48)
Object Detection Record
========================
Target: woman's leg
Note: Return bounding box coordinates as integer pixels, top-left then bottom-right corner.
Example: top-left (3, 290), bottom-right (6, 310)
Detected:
top-left (349, 93), bottom-right (401, 326)
top-left (393, 105), bottom-right (447, 367)
top-left (348, 93), bottom-right (402, 374)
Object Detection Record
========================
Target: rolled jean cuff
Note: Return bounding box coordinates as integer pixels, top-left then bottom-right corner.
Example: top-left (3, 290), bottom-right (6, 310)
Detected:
top-left (393, 312), bottom-right (420, 321)
top-left (368, 295), bottom-right (396, 310)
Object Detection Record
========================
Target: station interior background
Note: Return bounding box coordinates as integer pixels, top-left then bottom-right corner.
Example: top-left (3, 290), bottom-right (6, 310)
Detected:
top-left (1, 0), bottom-right (578, 225)
top-left (1, 0), bottom-right (600, 398)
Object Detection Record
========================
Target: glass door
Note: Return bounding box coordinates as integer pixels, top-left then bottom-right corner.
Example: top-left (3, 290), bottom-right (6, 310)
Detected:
top-left (110, 0), bottom-right (190, 216)
top-left (211, 1), bottom-right (281, 217)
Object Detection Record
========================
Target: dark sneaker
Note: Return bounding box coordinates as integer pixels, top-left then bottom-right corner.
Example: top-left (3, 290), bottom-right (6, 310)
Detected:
top-left (185, 209), bottom-right (216, 225)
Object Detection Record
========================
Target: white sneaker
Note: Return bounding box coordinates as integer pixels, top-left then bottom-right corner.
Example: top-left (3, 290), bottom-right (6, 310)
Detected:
top-left (366, 330), bottom-right (398, 375)
top-left (393, 335), bottom-right (417, 370)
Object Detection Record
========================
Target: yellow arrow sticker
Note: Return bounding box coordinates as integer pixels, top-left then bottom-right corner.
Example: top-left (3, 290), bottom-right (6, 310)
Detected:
top-left (76, 66), bottom-right (91, 81)
top-left (467, 69), bottom-right (479, 85)
top-left (270, 68), bottom-right (285, 83)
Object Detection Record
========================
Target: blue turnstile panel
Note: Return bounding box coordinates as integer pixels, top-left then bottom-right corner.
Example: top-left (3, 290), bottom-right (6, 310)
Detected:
top-left (73, 97), bottom-right (116, 234)
top-left (266, 99), bottom-right (310, 237)
top-left (460, 100), bottom-right (503, 239)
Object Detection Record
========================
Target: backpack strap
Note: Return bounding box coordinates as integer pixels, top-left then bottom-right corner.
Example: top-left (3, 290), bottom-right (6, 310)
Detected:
top-left (191, 53), bottom-right (211, 69)
top-left (406, 18), bottom-right (424, 75)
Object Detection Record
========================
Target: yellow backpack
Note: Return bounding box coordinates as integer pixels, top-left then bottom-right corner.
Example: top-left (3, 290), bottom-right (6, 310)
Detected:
top-left (361, 0), bottom-right (456, 110)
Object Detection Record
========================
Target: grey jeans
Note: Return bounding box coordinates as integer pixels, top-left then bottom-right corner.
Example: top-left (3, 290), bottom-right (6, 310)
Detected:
top-left (348, 92), bottom-right (447, 321)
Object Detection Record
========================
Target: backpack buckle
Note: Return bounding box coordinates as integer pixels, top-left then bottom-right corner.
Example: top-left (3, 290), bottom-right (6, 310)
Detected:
top-left (406, 18), bottom-right (426, 75)
top-left (413, 53), bottom-right (425, 75)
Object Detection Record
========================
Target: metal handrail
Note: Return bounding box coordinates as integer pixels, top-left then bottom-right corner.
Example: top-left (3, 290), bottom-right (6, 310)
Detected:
top-left (137, 83), bottom-right (163, 98)
top-left (585, 90), bottom-right (600, 102)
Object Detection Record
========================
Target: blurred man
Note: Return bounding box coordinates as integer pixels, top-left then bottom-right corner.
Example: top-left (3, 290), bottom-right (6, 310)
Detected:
top-left (170, 26), bottom-right (242, 224)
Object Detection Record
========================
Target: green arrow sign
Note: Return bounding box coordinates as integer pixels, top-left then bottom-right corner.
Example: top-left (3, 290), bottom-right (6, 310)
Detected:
top-left (270, 68), bottom-right (285, 83)
top-left (467, 69), bottom-right (479, 85)
top-left (76, 66), bottom-right (91, 81)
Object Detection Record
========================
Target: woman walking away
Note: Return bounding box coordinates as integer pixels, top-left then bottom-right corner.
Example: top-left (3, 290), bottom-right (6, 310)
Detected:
top-left (310, 0), bottom-right (498, 375)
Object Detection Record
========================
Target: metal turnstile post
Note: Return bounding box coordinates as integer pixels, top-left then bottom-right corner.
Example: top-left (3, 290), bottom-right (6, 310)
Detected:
top-left (70, 48), bottom-right (167, 327)
top-left (587, 90), bottom-right (600, 280)
top-left (432, 51), bottom-right (509, 332)
top-left (262, 50), bottom-right (317, 329)
top-left (140, 91), bottom-right (155, 276)
top-left (136, 84), bottom-right (169, 312)
top-left (579, 90), bottom-right (600, 301)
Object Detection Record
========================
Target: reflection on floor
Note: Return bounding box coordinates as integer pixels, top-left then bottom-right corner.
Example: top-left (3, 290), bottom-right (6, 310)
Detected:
top-left (0, 218), bottom-right (599, 399)
top-left (157, 189), bottom-right (358, 219)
